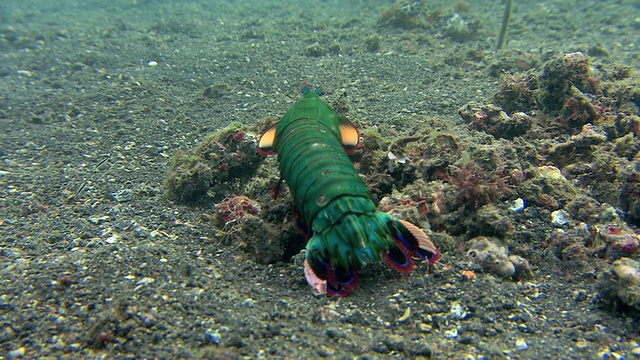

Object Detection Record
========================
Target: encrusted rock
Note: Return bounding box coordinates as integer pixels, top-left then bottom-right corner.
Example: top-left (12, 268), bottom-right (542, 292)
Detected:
top-left (466, 237), bottom-right (531, 280)
top-left (458, 103), bottom-right (533, 139)
top-left (597, 258), bottom-right (640, 311)
top-left (593, 223), bottom-right (640, 260)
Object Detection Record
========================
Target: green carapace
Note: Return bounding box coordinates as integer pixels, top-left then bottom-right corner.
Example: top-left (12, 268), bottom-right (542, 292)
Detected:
top-left (259, 87), bottom-right (438, 296)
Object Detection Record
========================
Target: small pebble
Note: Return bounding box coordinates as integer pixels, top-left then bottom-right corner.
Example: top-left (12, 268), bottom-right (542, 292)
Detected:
top-left (190, 287), bottom-right (204, 297)
top-left (6, 347), bottom-right (25, 359)
top-left (136, 277), bottom-right (155, 285)
top-left (444, 329), bottom-right (458, 339)
top-left (459, 335), bottom-right (474, 345)
top-left (104, 235), bottom-right (118, 244)
top-left (1, 326), bottom-right (16, 342)
top-left (418, 323), bottom-right (432, 333)
top-left (204, 329), bottom-right (220, 345)
top-left (148, 60), bottom-right (158, 66)
top-left (138, 312), bottom-right (157, 327)
top-left (385, 334), bottom-right (404, 350)
top-left (88, 215), bottom-right (109, 224)
top-left (516, 338), bottom-right (528, 350)
top-left (449, 301), bottom-right (465, 320)
top-left (508, 198), bottom-right (525, 213)
top-left (317, 345), bottom-right (335, 357)
top-left (575, 341), bottom-right (590, 350)
top-left (551, 210), bottom-right (570, 227)
top-left (112, 189), bottom-right (133, 202)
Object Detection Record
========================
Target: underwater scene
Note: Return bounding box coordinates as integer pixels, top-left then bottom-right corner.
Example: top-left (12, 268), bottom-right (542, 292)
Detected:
top-left (1, 0), bottom-right (640, 358)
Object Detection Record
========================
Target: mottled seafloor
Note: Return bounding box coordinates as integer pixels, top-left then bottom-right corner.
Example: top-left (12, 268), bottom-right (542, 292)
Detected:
top-left (2, 0), bottom-right (640, 359)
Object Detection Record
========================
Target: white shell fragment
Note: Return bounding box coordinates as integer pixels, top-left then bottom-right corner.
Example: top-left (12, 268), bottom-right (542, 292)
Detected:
top-left (508, 198), bottom-right (525, 213)
top-left (551, 210), bottom-right (570, 227)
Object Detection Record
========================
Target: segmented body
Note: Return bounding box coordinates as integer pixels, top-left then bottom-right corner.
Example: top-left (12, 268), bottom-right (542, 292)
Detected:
top-left (271, 92), bottom-right (366, 230)
top-left (259, 87), bottom-right (438, 295)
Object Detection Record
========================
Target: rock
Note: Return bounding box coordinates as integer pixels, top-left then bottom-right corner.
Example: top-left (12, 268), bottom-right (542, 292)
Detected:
top-left (458, 103), bottom-right (532, 139)
top-left (597, 258), bottom-right (640, 311)
top-left (466, 237), bottom-right (532, 280)
top-left (467, 237), bottom-right (515, 278)
top-left (551, 209), bottom-right (570, 227)
top-left (384, 334), bottom-right (405, 351)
